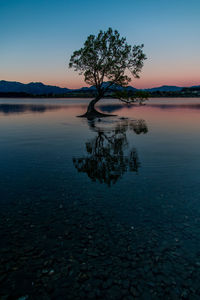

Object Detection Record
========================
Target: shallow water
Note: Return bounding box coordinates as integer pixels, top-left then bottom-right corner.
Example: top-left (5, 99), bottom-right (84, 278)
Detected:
top-left (0, 98), bottom-right (200, 299)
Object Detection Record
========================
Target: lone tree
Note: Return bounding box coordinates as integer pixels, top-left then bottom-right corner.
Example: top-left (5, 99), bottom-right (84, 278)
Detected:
top-left (69, 28), bottom-right (147, 119)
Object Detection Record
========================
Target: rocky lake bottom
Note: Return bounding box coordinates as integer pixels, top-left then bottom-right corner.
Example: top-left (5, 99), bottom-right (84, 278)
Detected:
top-left (1, 194), bottom-right (200, 299)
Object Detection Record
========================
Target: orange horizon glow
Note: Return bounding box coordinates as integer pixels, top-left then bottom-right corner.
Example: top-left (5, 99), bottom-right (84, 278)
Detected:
top-left (1, 75), bottom-right (199, 90)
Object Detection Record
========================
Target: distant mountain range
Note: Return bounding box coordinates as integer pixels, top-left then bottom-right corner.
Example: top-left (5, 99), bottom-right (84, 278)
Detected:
top-left (0, 80), bottom-right (199, 95)
top-left (146, 85), bottom-right (183, 92)
top-left (0, 81), bottom-right (70, 95)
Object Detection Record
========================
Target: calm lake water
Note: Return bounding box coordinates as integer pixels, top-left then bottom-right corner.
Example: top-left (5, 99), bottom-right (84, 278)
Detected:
top-left (1, 98), bottom-right (200, 299)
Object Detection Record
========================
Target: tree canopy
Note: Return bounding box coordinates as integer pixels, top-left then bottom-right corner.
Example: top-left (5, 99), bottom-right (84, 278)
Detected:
top-left (113, 90), bottom-right (150, 105)
top-left (69, 28), bottom-right (147, 117)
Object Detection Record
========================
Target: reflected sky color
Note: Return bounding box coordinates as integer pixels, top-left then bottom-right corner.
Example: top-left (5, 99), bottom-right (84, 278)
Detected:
top-left (0, 0), bottom-right (200, 89)
top-left (0, 97), bottom-right (200, 206)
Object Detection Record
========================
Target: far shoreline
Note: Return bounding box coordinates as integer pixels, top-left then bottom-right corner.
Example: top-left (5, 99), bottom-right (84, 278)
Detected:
top-left (0, 93), bottom-right (200, 99)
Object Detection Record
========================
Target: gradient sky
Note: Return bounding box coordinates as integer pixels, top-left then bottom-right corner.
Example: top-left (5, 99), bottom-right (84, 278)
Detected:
top-left (0, 0), bottom-right (200, 89)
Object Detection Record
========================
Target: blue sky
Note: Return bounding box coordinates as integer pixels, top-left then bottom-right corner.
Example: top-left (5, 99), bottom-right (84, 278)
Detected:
top-left (0, 0), bottom-right (200, 88)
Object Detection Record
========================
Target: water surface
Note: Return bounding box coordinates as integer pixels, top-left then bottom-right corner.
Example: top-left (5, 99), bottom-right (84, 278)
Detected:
top-left (1, 98), bottom-right (200, 299)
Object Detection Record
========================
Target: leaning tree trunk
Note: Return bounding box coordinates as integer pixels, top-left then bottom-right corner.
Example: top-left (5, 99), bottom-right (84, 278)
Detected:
top-left (86, 97), bottom-right (101, 114)
top-left (79, 96), bottom-right (114, 119)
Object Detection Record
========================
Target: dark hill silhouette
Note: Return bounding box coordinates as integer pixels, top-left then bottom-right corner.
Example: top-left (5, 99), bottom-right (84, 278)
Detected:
top-left (0, 80), bottom-right (199, 96)
top-left (0, 80), bottom-right (70, 95)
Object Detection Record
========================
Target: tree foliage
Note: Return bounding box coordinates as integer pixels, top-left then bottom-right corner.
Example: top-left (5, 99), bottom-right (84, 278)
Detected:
top-left (113, 90), bottom-right (150, 104)
top-left (69, 28), bottom-right (147, 97)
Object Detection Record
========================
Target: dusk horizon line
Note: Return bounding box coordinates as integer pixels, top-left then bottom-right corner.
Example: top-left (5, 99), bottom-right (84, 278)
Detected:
top-left (1, 79), bottom-right (199, 90)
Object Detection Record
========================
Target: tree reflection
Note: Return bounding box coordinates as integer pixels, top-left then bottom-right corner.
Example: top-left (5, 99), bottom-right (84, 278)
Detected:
top-left (73, 119), bottom-right (148, 186)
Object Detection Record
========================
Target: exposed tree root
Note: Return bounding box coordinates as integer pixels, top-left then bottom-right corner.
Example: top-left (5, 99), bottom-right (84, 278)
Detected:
top-left (77, 108), bottom-right (116, 120)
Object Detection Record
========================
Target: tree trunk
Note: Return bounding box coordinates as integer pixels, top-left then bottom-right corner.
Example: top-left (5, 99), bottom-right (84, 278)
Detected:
top-left (78, 96), bottom-right (115, 119)
top-left (86, 97), bottom-right (101, 114)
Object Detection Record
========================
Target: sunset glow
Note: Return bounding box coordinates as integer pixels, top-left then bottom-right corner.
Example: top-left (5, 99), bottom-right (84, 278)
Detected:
top-left (0, 0), bottom-right (199, 89)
